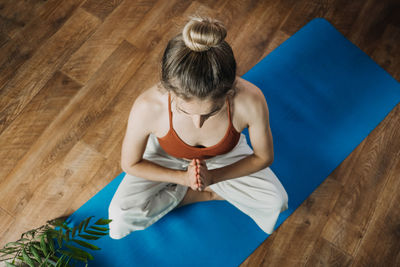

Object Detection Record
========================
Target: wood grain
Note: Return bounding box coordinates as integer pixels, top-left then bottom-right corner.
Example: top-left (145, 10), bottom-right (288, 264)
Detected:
top-left (0, 0), bottom-right (399, 266)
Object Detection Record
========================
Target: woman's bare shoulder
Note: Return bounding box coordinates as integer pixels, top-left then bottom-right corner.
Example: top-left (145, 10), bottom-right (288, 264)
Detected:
top-left (137, 82), bottom-right (167, 103)
top-left (234, 76), bottom-right (267, 128)
top-left (235, 76), bottom-right (263, 96)
top-left (129, 83), bottom-right (168, 132)
top-left (236, 76), bottom-right (267, 106)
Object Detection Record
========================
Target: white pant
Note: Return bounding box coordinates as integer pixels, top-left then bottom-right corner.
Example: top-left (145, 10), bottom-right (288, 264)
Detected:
top-left (108, 133), bottom-right (289, 239)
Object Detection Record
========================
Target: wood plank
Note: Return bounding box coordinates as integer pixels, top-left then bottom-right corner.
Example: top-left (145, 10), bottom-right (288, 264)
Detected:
top-left (81, 0), bottom-right (124, 21)
top-left (280, 0), bottom-right (332, 36)
top-left (305, 236), bottom-right (353, 266)
top-left (369, 23), bottom-right (400, 80)
top-left (241, 177), bottom-right (343, 266)
top-left (0, 71), bottom-right (82, 184)
top-left (124, 0), bottom-right (192, 50)
top-left (323, 0), bottom-right (367, 37)
top-left (0, 0), bottom-right (59, 38)
top-left (61, 0), bottom-right (161, 84)
top-left (351, 110), bottom-right (400, 266)
top-left (353, 159), bottom-right (400, 265)
top-left (0, 31), bottom-right (10, 47)
top-left (0, 40), bottom-right (141, 217)
top-left (0, 206), bottom-right (16, 248)
top-left (0, 140), bottom-right (106, 247)
top-left (321, 105), bottom-right (400, 256)
top-left (0, 0), bottom-right (85, 91)
top-left (226, 0), bottom-right (297, 74)
top-left (346, 0), bottom-right (398, 56)
top-left (0, 7), bottom-right (101, 135)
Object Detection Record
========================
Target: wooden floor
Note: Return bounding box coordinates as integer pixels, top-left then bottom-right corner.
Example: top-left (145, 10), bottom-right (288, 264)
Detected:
top-left (0, 0), bottom-right (399, 266)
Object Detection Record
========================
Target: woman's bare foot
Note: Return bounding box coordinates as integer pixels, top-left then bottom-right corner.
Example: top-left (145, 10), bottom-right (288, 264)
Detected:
top-left (211, 191), bottom-right (224, 200)
top-left (175, 188), bottom-right (213, 209)
top-left (204, 187), bottom-right (224, 200)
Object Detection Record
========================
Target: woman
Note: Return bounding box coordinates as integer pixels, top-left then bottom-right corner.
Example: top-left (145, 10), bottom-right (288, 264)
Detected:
top-left (108, 16), bottom-right (289, 239)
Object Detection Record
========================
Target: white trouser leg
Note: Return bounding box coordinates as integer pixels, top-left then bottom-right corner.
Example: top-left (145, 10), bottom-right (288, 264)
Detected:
top-left (108, 133), bottom-right (289, 239)
top-left (204, 134), bottom-right (289, 234)
top-left (108, 134), bottom-right (189, 240)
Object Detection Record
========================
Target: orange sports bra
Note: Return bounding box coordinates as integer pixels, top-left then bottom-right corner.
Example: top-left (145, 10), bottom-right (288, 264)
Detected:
top-left (157, 92), bottom-right (241, 160)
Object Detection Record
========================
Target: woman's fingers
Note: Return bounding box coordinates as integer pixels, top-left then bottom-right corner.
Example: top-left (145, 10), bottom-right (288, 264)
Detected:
top-left (191, 158), bottom-right (206, 191)
top-left (195, 166), bottom-right (203, 191)
top-left (196, 159), bottom-right (206, 167)
top-left (196, 171), bottom-right (205, 191)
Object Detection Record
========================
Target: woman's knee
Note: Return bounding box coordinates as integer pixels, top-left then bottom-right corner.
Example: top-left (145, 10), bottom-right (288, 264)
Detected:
top-left (108, 198), bottom-right (152, 239)
top-left (270, 185), bottom-right (289, 212)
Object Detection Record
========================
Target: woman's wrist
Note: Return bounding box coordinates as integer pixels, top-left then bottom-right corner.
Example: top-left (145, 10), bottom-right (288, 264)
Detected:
top-left (209, 169), bottom-right (218, 185)
top-left (176, 169), bottom-right (188, 187)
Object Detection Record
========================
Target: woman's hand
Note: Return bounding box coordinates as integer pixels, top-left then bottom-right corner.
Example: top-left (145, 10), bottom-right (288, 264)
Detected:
top-left (182, 159), bottom-right (202, 191)
top-left (195, 159), bottom-right (213, 191)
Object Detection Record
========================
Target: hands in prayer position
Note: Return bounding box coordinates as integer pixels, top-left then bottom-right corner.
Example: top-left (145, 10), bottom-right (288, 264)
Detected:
top-left (184, 159), bottom-right (213, 191)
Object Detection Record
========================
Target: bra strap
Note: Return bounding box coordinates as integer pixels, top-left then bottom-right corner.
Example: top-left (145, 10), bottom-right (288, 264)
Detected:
top-left (168, 92), bottom-right (173, 127)
top-left (227, 96), bottom-right (232, 124)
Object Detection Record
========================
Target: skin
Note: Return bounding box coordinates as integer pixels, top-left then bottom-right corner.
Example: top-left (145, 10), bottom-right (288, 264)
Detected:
top-left (171, 92), bottom-right (228, 130)
top-left (170, 90), bottom-right (231, 192)
top-left (121, 75), bottom-right (274, 198)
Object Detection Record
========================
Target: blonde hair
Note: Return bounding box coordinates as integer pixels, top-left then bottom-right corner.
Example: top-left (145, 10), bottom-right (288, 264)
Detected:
top-left (182, 16), bottom-right (227, 52)
top-left (160, 15), bottom-right (237, 101)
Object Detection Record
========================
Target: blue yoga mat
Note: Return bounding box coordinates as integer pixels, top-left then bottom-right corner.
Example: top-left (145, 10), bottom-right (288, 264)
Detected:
top-left (62, 18), bottom-right (400, 266)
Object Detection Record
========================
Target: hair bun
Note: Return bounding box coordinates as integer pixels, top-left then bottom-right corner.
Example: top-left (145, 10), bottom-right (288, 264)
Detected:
top-left (182, 15), bottom-right (227, 52)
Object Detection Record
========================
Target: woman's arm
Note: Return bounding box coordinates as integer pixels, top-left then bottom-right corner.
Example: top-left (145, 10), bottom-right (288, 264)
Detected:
top-left (211, 81), bottom-right (274, 183)
top-left (123, 159), bottom-right (186, 185)
top-left (121, 92), bottom-right (186, 186)
top-left (210, 154), bottom-right (271, 184)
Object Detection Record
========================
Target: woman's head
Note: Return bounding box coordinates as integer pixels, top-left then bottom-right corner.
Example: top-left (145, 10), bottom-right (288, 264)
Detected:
top-left (160, 15), bottom-right (237, 106)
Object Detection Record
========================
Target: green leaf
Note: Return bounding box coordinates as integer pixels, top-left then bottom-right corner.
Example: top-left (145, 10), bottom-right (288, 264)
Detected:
top-left (58, 249), bottom-right (87, 262)
top-left (50, 254), bottom-right (61, 263)
top-left (83, 229), bottom-right (108, 236)
top-left (71, 239), bottom-right (100, 250)
top-left (22, 247), bottom-right (36, 267)
top-left (0, 246), bottom-right (20, 254)
top-left (47, 228), bottom-right (59, 238)
top-left (64, 255), bottom-right (72, 267)
top-left (60, 223), bottom-right (70, 230)
top-left (89, 225), bottom-right (109, 232)
top-left (77, 234), bottom-right (100, 240)
top-left (94, 218), bottom-right (112, 225)
top-left (72, 226), bottom-right (77, 238)
top-left (78, 220), bottom-right (85, 233)
top-left (20, 232), bottom-right (26, 239)
top-left (33, 243), bottom-right (43, 254)
top-left (38, 250), bottom-right (53, 267)
top-left (40, 235), bottom-right (48, 257)
top-left (65, 229), bottom-right (70, 242)
top-left (65, 244), bottom-right (94, 260)
top-left (48, 218), bottom-right (65, 227)
top-left (30, 245), bottom-right (43, 264)
top-left (47, 232), bottom-right (55, 252)
top-left (5, 262), bottom-right (18, 267)
top-left (57, 228), bottom-right (63, 248)
top-left (83, 216), bottom-right (94, 231)
top-left (55, 254), bottom-right (66, 267)
top-left (4, 241), bottom-right (24, 248)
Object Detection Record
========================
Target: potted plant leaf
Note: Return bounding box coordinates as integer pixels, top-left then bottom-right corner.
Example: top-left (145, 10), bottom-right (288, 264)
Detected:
top-left (0, 215), bottom-right (112, 267)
